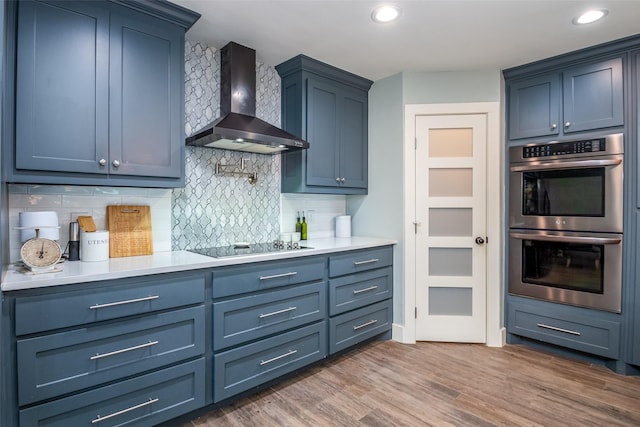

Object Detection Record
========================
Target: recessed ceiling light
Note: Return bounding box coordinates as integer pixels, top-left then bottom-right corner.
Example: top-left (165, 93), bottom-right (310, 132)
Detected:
top-left (573, 9), bottom-right (608, 25)
top-left (371, 5), bottom-right (401, 23)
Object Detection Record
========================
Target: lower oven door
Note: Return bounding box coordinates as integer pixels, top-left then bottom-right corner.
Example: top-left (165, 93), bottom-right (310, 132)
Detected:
top-left (509, 229), bottom-right (622, 313)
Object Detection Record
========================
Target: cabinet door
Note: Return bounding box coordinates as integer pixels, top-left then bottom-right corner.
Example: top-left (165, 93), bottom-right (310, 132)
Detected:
top-left (306, 78), bottom-right (341, 187)
top-left (508, 73), bottom-right (561, 139)
top-left (563, 57), bottom-right (624, 134)
top-left (15, 1), bottom-right (109, 173)
top-left (109, 8), bottom-right (183, 178)
top-left (339, 88), bottom-right (368, 189)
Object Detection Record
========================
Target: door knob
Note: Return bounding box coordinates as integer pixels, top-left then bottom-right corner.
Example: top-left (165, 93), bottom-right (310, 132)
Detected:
top-left (475, 236), bottom-right (486, 245)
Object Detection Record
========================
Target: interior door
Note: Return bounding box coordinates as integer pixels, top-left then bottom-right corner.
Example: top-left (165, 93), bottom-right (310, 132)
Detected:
top-left (414, 114), bottom-right (487, 343)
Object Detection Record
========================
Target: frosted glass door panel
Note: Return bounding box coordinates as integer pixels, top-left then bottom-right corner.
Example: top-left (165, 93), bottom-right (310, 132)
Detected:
top-left (429, 287), bottom-right (473, 316)
top-left (429, 169), bottom-right (473, 197)
top-left (429, 248), bottom-right (472, 276)
top-left (429, 208), bottom-right (472, 236)
top-left (428, 128), bottom-right (473, 157)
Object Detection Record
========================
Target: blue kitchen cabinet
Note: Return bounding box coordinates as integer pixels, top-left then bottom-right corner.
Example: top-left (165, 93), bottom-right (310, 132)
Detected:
top-left (508, 56), bottom-right (624, 140)
top-left (276, 55), bottom-right (372, 194)
top-left (211, 255), bottom-right (328, 402)
top-left (6, 271), bottom-right (207, 427)
top-left (507, 298), bottom-right (621, 359)
top-left (10, 0), bottom-right (198, 187)
top-left (328, 247), bottom-right (393, 354)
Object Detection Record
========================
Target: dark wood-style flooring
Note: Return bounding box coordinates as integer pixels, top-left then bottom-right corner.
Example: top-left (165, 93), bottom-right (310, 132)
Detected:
top-left (182, 340), bottom-right (640, 426)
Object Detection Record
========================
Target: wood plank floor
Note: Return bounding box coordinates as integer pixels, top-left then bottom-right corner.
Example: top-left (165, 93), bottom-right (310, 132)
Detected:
top-left (182, 341), bottom-right (640, 426)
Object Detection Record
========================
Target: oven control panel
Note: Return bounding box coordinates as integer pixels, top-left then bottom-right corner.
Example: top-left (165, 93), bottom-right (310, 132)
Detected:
top-left (523, 138), bottom-right (606, 158)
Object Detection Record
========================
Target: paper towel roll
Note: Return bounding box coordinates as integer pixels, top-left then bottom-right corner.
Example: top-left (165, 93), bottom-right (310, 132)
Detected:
top-left (19, 211), bottom-right (59, 242)
top-left (335, 215), bottom-right (351, 238)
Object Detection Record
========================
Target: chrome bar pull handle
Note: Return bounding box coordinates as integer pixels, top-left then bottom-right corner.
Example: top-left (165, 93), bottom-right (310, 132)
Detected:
top-left (259, 306), bottom-right (297, 319)
top-left (89, 295), bottom-right (159, 310)
top-left (353, 258), bottom-right (379, 266)
top-left (91, 398), bottom-right (159, 424)
top-left (353, 285), bottom-right (379, 295)
top-left (90, 341), bottom-right (159, 360)
top-left (353, 319), bottom-right (378, 331)
top-left (260, 349), bottom-right (297, 366)
top-left (259, 271), bottom-right (297, 280)
top-left (536, 323), bottom-right (581, 336)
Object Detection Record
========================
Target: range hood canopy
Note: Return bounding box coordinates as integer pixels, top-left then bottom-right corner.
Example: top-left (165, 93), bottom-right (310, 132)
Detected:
top-left (186, 42), bottom-right (309, 154)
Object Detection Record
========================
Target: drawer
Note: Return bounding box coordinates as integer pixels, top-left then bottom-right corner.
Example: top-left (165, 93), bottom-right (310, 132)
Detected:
top-left (18, 305), bottom-right (205, 405)
top-left (213, 321), bottom-right (326, 402)
top-left (20, 358), bottom-right (205, 427)
top-left (507, 302), bottom-right (620, 359)
top-left (213, 281), bottom-right (326, 350)
top-left (329, 246), bottom-right (392, 278)
top-left (329, 267), bottom-right (392, 316)
top-left (329, 299), bottom-right (392, 355)
top-left (15, 273), bottom-right (205, 335)
top-left (212, 256), bottom-right (326, 298)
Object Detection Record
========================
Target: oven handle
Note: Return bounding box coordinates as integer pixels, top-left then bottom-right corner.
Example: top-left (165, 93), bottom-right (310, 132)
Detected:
top-left (509, 158), bottom-right (621, 172)
top-left (509, 232), bottom-right (621, 245)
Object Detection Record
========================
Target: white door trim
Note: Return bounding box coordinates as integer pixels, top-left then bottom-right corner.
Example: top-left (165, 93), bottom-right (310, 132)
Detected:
top-left (402, 102), bottom-right (504, 347)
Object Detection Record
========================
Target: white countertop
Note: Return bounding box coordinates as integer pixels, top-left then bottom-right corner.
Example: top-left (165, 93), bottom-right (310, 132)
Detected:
top-left (1, 237), bottom-right (396, 291)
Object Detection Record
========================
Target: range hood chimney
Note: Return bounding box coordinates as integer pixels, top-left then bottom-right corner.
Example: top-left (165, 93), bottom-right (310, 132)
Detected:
top-left (185, 42), bottom-right (309, 154)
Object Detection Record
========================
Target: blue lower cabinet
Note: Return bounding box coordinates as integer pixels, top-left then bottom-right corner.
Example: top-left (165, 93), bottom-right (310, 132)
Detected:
top-left (329, 267), bottom-right (392, 316)
top-left (213, 281), bottom-right (326, 350)
top-left (18, 305), bottom-right (205, 405)
top-left (213, 322), bottom-right (327, 402)
top-left (19, 357), bottom-right (205, 427)
top-left (508, 301), bottom-right (620, 359)
top-left (329, 299), bottom-right (392, 355)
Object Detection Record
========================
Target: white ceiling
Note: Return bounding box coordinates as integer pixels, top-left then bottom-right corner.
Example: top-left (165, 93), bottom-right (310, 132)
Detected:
top-left (172, 0), bottom-right (640, 81)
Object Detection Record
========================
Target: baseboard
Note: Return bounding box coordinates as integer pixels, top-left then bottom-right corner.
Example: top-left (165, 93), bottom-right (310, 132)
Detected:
top-left (391, 323), bottom-right (416, 344)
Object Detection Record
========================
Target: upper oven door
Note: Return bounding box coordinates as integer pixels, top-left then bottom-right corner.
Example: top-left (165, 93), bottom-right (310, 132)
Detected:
top-left (509, 153), bottom-right (623, 232)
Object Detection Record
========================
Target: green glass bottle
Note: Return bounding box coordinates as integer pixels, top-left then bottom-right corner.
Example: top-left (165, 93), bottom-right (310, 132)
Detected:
top-left (301, 211), bottom-right (308, 240)
top-left (295, 211), bottom-right (301, 233)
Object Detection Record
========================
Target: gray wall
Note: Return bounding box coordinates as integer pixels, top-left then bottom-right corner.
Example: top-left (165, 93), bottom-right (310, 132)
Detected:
top-left (349, 70), bottom-right (502, 329)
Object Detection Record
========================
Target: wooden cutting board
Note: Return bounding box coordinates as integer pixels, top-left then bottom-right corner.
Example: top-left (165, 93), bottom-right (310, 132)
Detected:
top-left (107, 205), bottom-right (153, 257)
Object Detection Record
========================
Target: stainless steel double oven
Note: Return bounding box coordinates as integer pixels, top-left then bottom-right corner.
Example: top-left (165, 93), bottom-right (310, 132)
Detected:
top-left (508, 134), bottom-right (623, 313)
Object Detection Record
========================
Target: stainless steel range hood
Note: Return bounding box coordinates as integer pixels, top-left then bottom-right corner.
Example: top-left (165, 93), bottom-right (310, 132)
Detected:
top-left (185, 42), bottom-right (309, 154)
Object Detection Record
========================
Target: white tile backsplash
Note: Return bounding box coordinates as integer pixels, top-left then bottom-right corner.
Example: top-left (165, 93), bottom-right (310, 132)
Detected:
top-left (7, 184), bottom-right (173, 263)
top-left (280, 194), bottom-right (346, 239)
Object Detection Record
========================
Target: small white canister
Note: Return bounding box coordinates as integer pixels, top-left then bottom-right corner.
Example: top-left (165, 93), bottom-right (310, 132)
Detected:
top-left (335, 215), bottom-right (351, 238)
top-left (80, 230), bottom-right (110, 262)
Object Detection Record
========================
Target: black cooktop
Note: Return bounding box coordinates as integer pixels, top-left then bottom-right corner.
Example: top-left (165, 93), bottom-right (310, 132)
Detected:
top-left (188, 242), bottom-right (310, 258)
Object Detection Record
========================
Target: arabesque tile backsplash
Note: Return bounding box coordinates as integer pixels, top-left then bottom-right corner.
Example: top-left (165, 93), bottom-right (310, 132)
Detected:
top-left (6, 39), bottom-right (345, 262)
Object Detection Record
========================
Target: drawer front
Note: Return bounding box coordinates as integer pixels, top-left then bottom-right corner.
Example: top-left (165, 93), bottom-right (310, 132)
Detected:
top-left (212, 256), bottom-right (326, 298)
top-left (214, 321), bottom-right (327, 402)
top-left (15, 273), bottom-right (205, 335)
top-left (329, 267), bottom-right (392, 316)
top-left (329, 300), bottom-right (392, 355)
top-left (329, 246), bottom-right (392, 278)
top-left (20, 358), bottom-right (205, 427)
top-left (18, 305), bottom-right (205, 405)
top-left (213, 282), bottom-right (326, 350)
top-left (507, 302), bottom-right (620, 359)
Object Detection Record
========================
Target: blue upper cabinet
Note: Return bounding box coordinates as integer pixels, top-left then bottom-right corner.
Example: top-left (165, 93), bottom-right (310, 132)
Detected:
top-left (11, 0), bottom-right (199, 187)
top-left (277, 55), bottom-right (372, 194)
top-left (508, 56), bottom-right (624, 140)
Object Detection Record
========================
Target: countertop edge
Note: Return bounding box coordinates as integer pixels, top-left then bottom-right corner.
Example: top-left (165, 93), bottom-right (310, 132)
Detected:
top-left (2, 237), bottom-right (397, 291)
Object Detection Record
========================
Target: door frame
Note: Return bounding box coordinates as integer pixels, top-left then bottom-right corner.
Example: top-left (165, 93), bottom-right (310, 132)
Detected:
top-left (401, 102), bottom-right (504, 347)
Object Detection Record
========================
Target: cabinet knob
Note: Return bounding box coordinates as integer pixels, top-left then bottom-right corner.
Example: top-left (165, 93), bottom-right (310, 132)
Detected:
top-left (99, 159), bottom-right (107, 166)
top-left (551, 123), bottom-right (557, 130)
top-left (564, 121), bottom-right (571, 128)
top-left (340, 177), bottom-right (345, 183)
top-left (112, 160), bottom-right (120, 168)
top-left (336, 177), bottom-right (341, 183)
